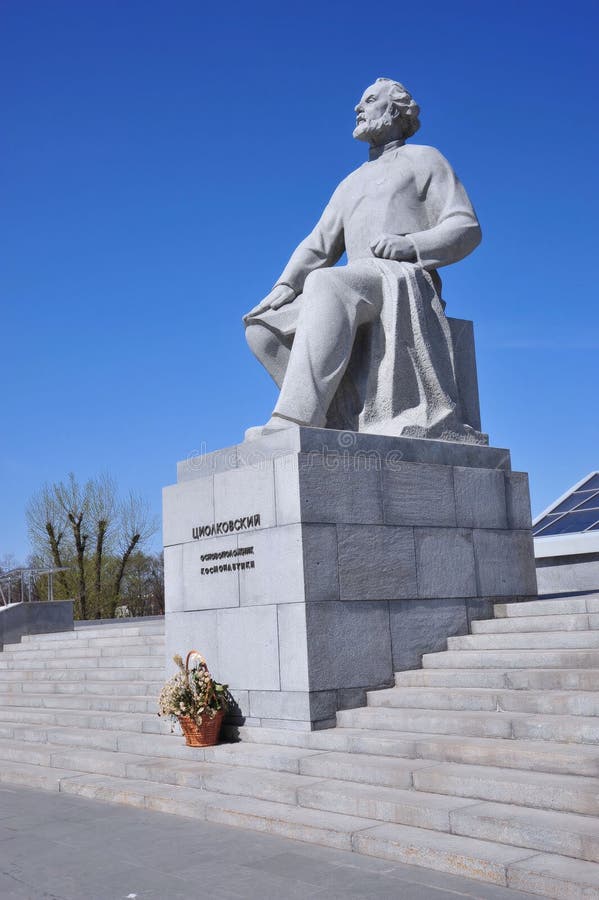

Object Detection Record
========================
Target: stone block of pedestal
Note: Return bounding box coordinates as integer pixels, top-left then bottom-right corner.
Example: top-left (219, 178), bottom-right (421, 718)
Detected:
top-left (163, 426), bottom-right (537, 730)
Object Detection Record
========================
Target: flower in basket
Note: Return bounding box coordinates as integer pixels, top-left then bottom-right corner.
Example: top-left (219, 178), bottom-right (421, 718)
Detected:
top-left (158, 651), bottom-right (229, 730)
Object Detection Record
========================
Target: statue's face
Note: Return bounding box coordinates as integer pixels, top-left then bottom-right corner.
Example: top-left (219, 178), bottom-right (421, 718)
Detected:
top-left (354, 82), bottom-right (390, 131)
top-left (353, 81), bottom-right (396, 143)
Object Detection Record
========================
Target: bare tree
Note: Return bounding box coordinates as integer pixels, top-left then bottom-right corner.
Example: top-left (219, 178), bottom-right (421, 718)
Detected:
top-left (88, 474), bottom-right (117, 610)
top-left (26, 473), bottom-right (158, 620)
top-left (26, 486), bottom-right (70, 597)
top-left (54, 474), bottom-right (90, 618)
top-left (110, 492), bottom-right (156, 617)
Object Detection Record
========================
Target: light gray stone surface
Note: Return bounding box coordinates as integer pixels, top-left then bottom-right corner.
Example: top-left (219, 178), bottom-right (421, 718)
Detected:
top-left (180, 538), bottom-right (240, 611)
top-left (248, 690), bottom-right (337, 723)
top-left (239, 525), bottom-right (303, 607)
top-left (162, 478), bottom-right (214, 547)
top-left (296, 453), bottom-right (384, 524)
top-left (179, 426), bottom-right (512, 483)
top-left (474, 530), bottom-right (538, 597)
top-left (505, 472), bottom-right (533, 530)
top-left (415, 528), bottom-right (477, 598)
top-left (337, 525), bottom-right (417, 601)
top-left (382, 462), bottom-right (456, 526)
top-left (305, 601), bottom-right (394, 691)
top-left (214, 463), bottom-right (276, 531)
top-left (164, 431), bottom-right (536, 729)
top-left (243, 78), bottom-right (484, 443)
top-left (536, 557), bottom-right (599, 595)
top-left (276, 604), bottom-right (310, 692)
top-left (454, 468), bottom-right (507, 529)
top-left (389, 598), bottom-right (469, 670)
top-left (302, 525), bottom-right (340, 602)
top-left (217, 606), bottom-right (280, 691)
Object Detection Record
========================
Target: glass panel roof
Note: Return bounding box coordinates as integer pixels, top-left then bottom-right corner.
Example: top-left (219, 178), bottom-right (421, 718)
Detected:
top-left (573, 492), bottom-right (599, 512)
top-left (533, 514), bottom-right (564, 536)
top-left (536, 509), bottom-right (599, 537)
top-left (535, 473), bottom-right (599, 536)
top-left (550, 490), bottom-right (599, 514)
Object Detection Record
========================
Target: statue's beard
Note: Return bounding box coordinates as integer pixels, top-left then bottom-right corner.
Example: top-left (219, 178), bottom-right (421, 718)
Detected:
top-left (353, 110), bottom-right (399, 143)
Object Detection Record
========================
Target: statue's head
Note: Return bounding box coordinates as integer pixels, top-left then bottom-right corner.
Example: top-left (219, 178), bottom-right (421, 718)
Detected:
top-left (353, 78), bottom-right (420, 145)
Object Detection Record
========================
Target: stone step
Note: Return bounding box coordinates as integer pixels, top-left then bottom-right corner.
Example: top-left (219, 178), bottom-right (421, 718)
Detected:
top-left (297, 777), bottom-right (477, 831)
top-left (448, 631), bottom-right (599, 650)
top-left (0, 706), bottom-right (172, 733)
top-left (59, 774), bottom-right (380, 852)
top-left (234, 724), bottom-right (431, 758)
top-left (0, 679), bottom-right (163, 697)
top-left (412, 762), bottom-right (599, 816)
top-left (0, 666), bottom-right (163, 682)
top-left (202, 741), bottom-right (327, 773)
top-left (395, 667), bottom-right (599, 691)
top-left (0, 735), bottom-right (179, 778)
top-left (298, 779), bottom-right (599, 863)
top-left (0, 643), bottom-right (165, 661)
top-left (411, 734), bottom-right (599, 778)
top-left (0, 655), bottom-right (165, 670)
top-left (336, 705), bottom-right (513, 738)
top-left (338, 704), bottom-right (599, 744)
top-left (369, 686), bottom-right (599, 716)
top-left (238, 724), bottom-right (599, 777)
top-left (17, 623), bottom-right (164, 642)
top-left (0, 756), bottom-right (597, 897)
top-left (67, 769), bottom-right (599, 896)
top-left (1, 719), bottom-right (598, 850)
top-left (298, 750), bottom-right (436, 788)
top-left (423, 648), bottom-right (599, 669)
top-left (0, 722), bottom-right (187, 754)
top-left (351, 822), bottom-right (549, 889)
top-left (494, 595), bottom-right (599, 618)
top-left (505, 851), bottom-right (599, 897)
top-left (74, 621), bottom-right (165, 636)
top-left (2, 634), bottom-right (165, 652)
top-left (472, 613), bottom-right (598, 634)
top-left (125, 756), bottom-right (329, 806)
top-left (0, 693), bottom-right (158, 713)
top-left (451, 801), bottom-right (599, 866)
top-left (0, 758), bottom-right (85, 791)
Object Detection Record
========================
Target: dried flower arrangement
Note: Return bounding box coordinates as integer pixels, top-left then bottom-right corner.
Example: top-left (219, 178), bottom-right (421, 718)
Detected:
top-left (158, 651), bottom-right (229, 746)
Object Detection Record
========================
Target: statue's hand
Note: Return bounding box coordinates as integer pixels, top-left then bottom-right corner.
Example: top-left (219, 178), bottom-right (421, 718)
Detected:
top-left (370, 234), bottom-right (417, 262)
top-left (243, 284), bottom-right (297, 322)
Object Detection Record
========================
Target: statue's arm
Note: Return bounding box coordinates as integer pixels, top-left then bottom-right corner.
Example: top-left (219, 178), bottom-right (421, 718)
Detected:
top-left (404, 150), bottom-right (482, 269)
top-left (244, 197), bottom-right (345, 320)
top-left (274, 198), bottom-right (345, 294)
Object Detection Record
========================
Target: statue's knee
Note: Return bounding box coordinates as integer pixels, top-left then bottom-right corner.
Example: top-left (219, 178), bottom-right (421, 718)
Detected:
top-left (303, 269), bottom-right (344, 308)
top-left (245, 323), bottom-right (272, 359)
top-left (305, 267), bottom-right (340, 292)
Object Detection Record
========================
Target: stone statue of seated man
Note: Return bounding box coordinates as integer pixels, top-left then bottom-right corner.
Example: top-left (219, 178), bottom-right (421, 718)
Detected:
top-left (243, 77), bottom-right (484, 443)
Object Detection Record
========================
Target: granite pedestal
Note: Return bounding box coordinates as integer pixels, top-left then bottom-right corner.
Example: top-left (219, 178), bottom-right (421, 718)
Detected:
top-left (163, 427), bottom-right (537, 730)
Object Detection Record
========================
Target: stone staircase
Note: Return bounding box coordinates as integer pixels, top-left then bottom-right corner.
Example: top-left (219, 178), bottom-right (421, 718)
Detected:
top-left (1, 598), bottom-right (599, 898)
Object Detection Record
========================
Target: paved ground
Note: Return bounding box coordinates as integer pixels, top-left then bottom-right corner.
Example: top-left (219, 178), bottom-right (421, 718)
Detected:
top-left (0, 785), bottom-right (536, 900)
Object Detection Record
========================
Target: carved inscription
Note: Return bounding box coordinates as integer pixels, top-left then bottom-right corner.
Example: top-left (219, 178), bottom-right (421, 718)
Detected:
top-left (192, 513), bottom-right (261, 540)
top-left (200, 546), bottom-right (255, 576)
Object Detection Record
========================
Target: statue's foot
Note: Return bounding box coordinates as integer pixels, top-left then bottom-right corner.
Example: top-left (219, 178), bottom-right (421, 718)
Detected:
top-left (244, 415), bottom-right (301, 442)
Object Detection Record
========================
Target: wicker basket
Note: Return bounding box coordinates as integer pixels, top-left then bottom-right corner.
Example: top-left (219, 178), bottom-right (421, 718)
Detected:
top-left (179, 710), bottom-right (225, 747)
top-left (177, 650), bottom-right (225, 747)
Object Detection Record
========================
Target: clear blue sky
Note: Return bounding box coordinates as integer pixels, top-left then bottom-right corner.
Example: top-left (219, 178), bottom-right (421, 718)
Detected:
top-left (2, 0), bottom-right (598, 561)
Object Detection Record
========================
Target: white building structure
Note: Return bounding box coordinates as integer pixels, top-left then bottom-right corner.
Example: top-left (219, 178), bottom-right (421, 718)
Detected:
top-left (534, 471), bottom-right (599, 594)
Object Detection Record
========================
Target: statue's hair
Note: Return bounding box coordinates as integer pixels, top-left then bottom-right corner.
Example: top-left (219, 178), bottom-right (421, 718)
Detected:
top-left (376, 77), bottom-right (420, 138)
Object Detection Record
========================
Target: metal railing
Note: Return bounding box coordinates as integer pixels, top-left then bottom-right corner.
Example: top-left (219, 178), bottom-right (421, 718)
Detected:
top-left (0, 567), bottom-right (68, 606)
